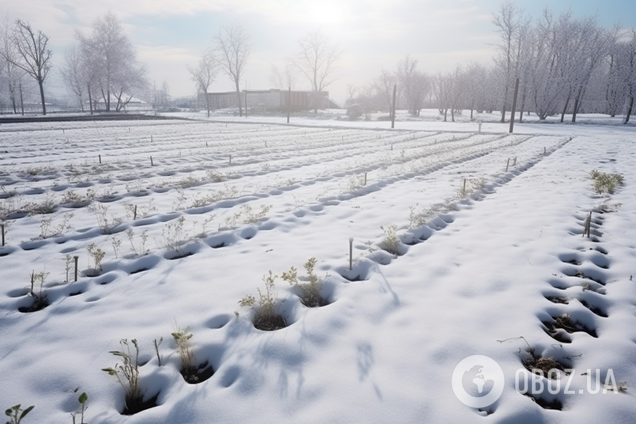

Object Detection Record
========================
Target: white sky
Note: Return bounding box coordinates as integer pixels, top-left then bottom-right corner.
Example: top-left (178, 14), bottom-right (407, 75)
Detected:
top-left (3, 0), bottom-right (635, 104)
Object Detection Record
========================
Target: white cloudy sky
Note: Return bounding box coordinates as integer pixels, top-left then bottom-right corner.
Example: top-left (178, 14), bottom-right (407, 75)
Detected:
top-left (4, 0), bottom-right (636, 104)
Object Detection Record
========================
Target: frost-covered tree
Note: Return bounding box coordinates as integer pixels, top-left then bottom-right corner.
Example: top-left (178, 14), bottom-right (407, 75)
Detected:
top-left (395, 56), bottom-right (429, 116)
top-left (0, 19), bottom-right (52, 115)
top-left (75, 12), bottom-right (147, 112)
top-left (291, 29), bottom-right (342, 112)
top-left (492, 1), bottom-right (524, 122)
top-left (188, 50), bottom-right (218, 117)
top-left (59, 45), bottom-right (87, 111)
top-left (215, 22), bottom-right (251, 117)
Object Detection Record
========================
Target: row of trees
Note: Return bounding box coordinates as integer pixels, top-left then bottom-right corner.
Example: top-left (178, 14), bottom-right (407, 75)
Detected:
top-left (1, 4), bottom-right (635, 122)
top-left (0, 12), bottom-right (149, 115)
top-left (347, 3), bottom-right (636, 124)
top-left (0, 17), bottom-right (52, 115)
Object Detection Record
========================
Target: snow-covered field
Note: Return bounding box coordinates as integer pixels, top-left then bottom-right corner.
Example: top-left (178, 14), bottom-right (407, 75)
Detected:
top-left (1, 112), bottom-right (635, 423)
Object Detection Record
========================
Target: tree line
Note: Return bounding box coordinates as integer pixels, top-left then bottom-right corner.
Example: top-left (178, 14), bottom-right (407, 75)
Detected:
top-left (1, 3), bottom-right (635, 123)
top-left (347, 2), bottom-right (636, 124)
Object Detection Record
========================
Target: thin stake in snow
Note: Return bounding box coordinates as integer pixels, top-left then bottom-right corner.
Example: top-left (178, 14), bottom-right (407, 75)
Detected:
top-left (391, 84), bottom-right (397, 129)
top-left (133, 205), bottom-right (137, 220)
top-left (98, 154), bottom-right (101, 164)
top-left (150, 156), bottom-right (154, 166)
top-left (364, 172), bottom-right (367, 186)
top-left (505, 158), bottom-right (510, 172)
top-left (73, 255), bottom-right (79, 282)
top-left (583, 211), bottom-right (592, 238)
top-left (287, 86), bottom-right (291, 124)
top-left (463, 178), bottom-right (467, 196)
top-left (513, 157), bottom-right (517, 166)
top-left (1, 223), bottom-right (4, 246)
top-left (349, 237), bottom-right (354, 271)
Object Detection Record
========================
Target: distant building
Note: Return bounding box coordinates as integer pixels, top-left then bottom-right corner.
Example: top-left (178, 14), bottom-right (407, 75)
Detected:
top-left (87, 95), bottom-right (148, 111)
top-left (198, 89), bottom-right (339, 111)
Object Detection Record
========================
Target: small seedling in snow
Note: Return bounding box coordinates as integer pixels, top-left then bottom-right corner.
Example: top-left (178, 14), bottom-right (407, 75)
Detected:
top-left (102, 339), bottom-right (142, 412)
top-left (380, 224), bottom-right (400, 255)
top-left (239, 271), bottom-right (286, 331)
top-left (86, 243), bottom-right (105, 275)
top-left (153, 338), bottom-right (163, 367)
top-left (70, 392), bottom-right (88, 424)
top-left (281, 257), bottom-right (325, 307)
top-left (25, 271), bottom-right (49, 312)
top-left (4, 404), bottom-right (34, 424)
top-left (590, 169), bottom-right (623, 194)
top-left (171, 324), bottom-right (199, 382)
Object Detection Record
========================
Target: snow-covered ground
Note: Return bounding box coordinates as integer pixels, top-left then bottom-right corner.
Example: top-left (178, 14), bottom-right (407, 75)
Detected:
top-left (1, 111), bottom-right (635, 423)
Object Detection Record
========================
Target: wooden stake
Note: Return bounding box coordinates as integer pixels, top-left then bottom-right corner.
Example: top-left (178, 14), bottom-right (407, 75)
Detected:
top-left (150, 156), bottom-right (154, 166)
top-left (98, 154), bottom-right (101, 164)
top-left (391, 84), bottom-right (397, 129)
top-left (505, 158), bottom-right (510, 172)
top-left (349, 237), bottom-right (354, 271)
top-left (1, 223), bottom-right (4, 246)
top-left (287, 86), bottom-right (291, 124)
top-left (74, 256), bottom-right (79, 282)
top-left (583, 211), bottom-right (592, 238)
top-left (133, 205), bottom-right (137, 220)
top-left (509, 77), bottom-right (520, 134)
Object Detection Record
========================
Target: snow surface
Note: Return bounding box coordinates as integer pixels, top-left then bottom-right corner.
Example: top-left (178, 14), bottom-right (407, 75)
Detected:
top-left (1, 111), bottom-right (635, 423)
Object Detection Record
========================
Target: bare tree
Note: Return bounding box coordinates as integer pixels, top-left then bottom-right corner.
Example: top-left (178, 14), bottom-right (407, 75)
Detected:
top-left (372, 68), bottom-right (396, 112)
top-left (76, 12), bottom-right (147, 112)
top-left (1, 20), bottom-right (52, 115)
top-left (188, 51), bottom-right (218, 117)
top-left (396, 56), bottom-right (429, 116)
top-left (60, 45), bottom-right (86, 111)
top-left (291, 29), bottom-right (342, 112)
top-left (0, 16), bottom-right (24, 114)
top-left (215, 22), bottom-right (251, 117)
top-left (345, 83), bottom-right (358, 106)
top-left (269, 63), bottom-right (297, 90)
top-left (492, 1), bottom-right (523, 122)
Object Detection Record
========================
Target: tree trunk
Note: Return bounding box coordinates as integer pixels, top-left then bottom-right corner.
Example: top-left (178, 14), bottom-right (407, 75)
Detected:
top-left (88, 84), bottom-right (93, 115)
top-left (572, 89), bottom-right (583, 123)
top-left (38, 79), bottom-right (46, 115)
top-left (518, 85), bottom-right (526, 123)
top-left (235, 81), bottom-right (242, 117)
top-left (560, 92), bottom-right (571, 123)
top-left (444, 108), bottom-right (448, 122)
top-left (451, 108), bottom-right (455, 122)
top-left (500, 84), bottom-right (509, 123)
top-left (624, 96), bottom-right (634, 124)
top-left (206, 93), bottom-right (210, 117)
